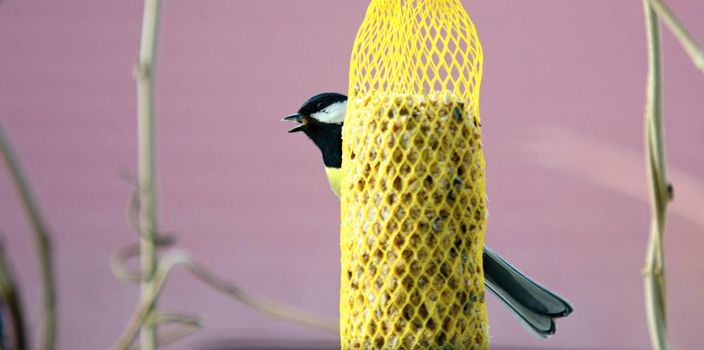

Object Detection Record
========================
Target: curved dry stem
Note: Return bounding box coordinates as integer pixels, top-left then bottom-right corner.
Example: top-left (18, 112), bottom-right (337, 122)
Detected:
top-left (647, 0), bottom-right (704, 74)
top-left (111, 253), bottom-right (188, 350)
top-left (111, 236), bottom-right (176, 284)
top-left (185, 260), bottom-right (337, 334)
top-left (143, 315), bottom-right (201, 350)
top-left (0, 121), bottom-right (57, 350)
top-left (0, 240), bottom-right (28, 350)
top-left (111, 242), bottom-right (144, 284)
top-left (126, 312), bottom-right (202, 350)
top-left (154, 312), bottom-right (201, 328)
top-left (109, 251), bottom-right (337, 350)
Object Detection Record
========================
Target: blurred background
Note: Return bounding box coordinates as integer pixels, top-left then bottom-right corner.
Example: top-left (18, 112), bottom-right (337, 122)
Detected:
top-left (1, 0), bottom-right (703, 349)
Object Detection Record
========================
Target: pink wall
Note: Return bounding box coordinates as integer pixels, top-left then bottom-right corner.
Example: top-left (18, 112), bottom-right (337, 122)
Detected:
top-left (1, 1), bottom-right (703, 349)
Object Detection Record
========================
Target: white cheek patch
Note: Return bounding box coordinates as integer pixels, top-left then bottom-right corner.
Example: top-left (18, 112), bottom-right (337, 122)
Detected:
top-left (312, 101), bottom-right (347, 124)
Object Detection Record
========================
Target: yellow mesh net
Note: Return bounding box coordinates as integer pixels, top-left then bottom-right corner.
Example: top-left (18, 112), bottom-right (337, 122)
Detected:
top-left (340, 0), bottom-right (487, 349)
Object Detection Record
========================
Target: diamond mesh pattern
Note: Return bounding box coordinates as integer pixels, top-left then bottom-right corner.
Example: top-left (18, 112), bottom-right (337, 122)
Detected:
top-left (340, 1), bottom-right (487, 349)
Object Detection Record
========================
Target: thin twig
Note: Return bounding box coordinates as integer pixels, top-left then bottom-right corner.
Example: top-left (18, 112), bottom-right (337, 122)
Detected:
top-left (0, 240), bottom-right (28, 350)
top-left (647, 0), bottom-right (704, 74)
top-left (109, 251), bottom-right (337, 350)
top-left (185, 260), bottom-right (337, 333)
top-left (126, 312), bottom-right (202, 350)
top-left (111, 254), bottom-right (186, 350)
top-left (143, 317), bottom-right (201, 350)
top-left (135, 0), bottom-right (163, 348)
top-left (150, 327), bottom-right (201, 349)
top-left (111, 237), bottom-right (176, 284)
top-left (642, 2), bottom-right (671, 350)
top-left (146, 312), bottom-right (202, 349)
top-left (0, 121), bottom-right (57, 350)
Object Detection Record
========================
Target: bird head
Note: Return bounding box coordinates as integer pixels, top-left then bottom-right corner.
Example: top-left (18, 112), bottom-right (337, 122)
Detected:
top-left (284, 92), bottom-right (347, 168)
top-left (283, 92), bottom-right (347, 133)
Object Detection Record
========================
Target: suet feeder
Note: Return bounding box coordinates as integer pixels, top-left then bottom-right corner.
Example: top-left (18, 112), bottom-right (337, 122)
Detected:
top-left (340, 0), bottom-right (487, 349)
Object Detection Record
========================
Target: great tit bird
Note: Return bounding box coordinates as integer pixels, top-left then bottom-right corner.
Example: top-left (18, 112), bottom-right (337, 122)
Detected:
top-left (284, 92), bottom-right (573, 338)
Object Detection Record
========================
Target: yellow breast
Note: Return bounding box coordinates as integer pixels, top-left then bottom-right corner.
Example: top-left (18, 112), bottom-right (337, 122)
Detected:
top-left (325, 167), bottom-right (342, 198)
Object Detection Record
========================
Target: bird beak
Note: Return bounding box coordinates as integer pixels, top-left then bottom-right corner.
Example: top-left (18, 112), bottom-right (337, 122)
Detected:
top-left (283, 113), bottom-right (310, 133)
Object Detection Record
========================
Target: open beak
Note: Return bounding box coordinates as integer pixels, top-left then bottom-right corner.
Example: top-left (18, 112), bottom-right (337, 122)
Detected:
top-left (283, 113), bottom-right (310, 133)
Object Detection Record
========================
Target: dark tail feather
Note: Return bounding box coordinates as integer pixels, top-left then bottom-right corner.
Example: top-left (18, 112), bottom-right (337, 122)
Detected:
top-left (483, 246), bottom-right (573, 338)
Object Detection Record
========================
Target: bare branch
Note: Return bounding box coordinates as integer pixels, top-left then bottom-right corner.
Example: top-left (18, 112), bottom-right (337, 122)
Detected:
top-left (642, 1), bottom-right (671, 349)
top-left (134, 0), bottom-right (163, 348)
top-left (647, 0), bottom-right (704, 74)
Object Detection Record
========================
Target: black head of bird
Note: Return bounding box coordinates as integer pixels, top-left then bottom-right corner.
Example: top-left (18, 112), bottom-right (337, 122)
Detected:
top-left (283, 92), bottom-right (347, 168)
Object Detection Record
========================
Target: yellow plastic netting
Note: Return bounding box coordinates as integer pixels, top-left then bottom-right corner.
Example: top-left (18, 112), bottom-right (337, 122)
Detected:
top-left (340, 0), bottom-right (486, 349)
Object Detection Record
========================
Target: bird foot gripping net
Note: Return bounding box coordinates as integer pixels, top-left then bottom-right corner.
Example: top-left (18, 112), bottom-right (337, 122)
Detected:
top-left (340, 0), bottom-right (487, 349)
